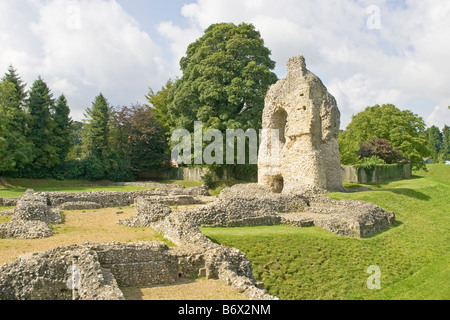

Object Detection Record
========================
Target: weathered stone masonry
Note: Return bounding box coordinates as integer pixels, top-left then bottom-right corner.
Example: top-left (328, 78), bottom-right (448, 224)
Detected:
top-left (258, 55), bottom-right (342, 193)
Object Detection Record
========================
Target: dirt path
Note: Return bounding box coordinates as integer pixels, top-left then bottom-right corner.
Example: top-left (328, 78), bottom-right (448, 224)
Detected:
top-left (121, 279), bottom-right (248, 300)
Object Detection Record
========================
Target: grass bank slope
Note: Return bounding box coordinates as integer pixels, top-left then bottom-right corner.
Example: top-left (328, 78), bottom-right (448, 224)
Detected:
top-left (202, 164), bottom-right (450, 300)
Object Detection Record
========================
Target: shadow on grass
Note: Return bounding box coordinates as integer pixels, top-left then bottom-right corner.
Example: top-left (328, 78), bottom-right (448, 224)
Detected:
top-left (372, 188), bottom-right (431, 201)
top-left (204, 235), bottom-right (222, 245)
top-left (363, 219), bottom-right (404, 239)
top-left (343, 177), bottom-right (432, 201)
top-left (345, 175), bottom-right (423, 190)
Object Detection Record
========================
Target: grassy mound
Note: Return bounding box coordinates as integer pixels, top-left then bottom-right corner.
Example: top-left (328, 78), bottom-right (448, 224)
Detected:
top-left (201, 164), bottom-right (450, 300)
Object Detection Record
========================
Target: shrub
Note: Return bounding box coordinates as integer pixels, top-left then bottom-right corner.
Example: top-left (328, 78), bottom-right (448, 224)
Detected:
top-left (82, 155), bottom-right (106, 181)
top-left (201, 172), bottom-right (215, 190)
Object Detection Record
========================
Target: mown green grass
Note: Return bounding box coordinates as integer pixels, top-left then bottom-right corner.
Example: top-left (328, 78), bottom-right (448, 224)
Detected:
top-left (201, 164), bottom-right (450, 300)
top-left (0, 177), bottom-right (154, 198)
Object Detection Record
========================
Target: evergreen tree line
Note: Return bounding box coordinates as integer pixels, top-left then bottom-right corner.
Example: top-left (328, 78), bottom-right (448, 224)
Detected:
top-left (0, 65), bottom-right (168, 181)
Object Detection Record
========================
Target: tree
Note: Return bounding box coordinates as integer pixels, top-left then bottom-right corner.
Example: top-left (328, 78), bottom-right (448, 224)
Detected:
top-left (26, 76), bottom-right (58, 171)
top-left (112, 104), bottom-right (168, 173)
top-left (52, 95), bottom-right (73, 162)
top-left (146, 79), bottom-right (175, 134)
top-left (342, 104), bottom-right (429, 169)
top-left (1, 65), bottom-right (28, 136)
top-left (0, 81), bottom-right (33, 172)
top-left (339, 130), bottom-right (361, 165)
top-left (426, 126), bottom-right (443, 162)
top-left (68, 121), bottom-right (84, 160)
top-left (441, 125), bottom-right (450, 161)
top-left (168, 22), bottom-right (278, 134)
top-left (1, 65), bottom-right (27, 109)
top-left (357, 138), bottom-right (405, 164)
top-left (83, 93), bottom-right (111, 161)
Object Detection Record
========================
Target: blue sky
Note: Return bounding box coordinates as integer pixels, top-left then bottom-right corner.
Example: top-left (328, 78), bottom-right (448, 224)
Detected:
top-left (0, 0), bottom-right (449, 129)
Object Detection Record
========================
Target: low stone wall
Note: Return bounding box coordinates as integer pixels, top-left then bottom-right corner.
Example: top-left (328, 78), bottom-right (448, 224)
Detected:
top-left (42, 188), bottom-right (207, 208)
top-left (123, 183), bottom-right (396, 239)
top-left (0, 246), bottom-right (124, 300)
top-left (0, 240), bottom-right (275, 300)
top-left (184, 184), bottom-right (307, 228)
top-left (0, 186), bottom-right (208, 211)
top-left (281, 196), bottom-right (396, 238)
top-left (89, 242), bottom-right (179, 287)
top-left (342, 164), bottom-right (412, 184)
top-left (138, 167), bottom-right (227, 181)
top-left (0, 197), bottom-right (18, 207)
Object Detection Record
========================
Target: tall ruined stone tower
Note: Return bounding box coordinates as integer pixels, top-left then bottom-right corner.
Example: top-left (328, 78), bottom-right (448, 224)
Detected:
top-left (258, 55), bottom-right (343, 193)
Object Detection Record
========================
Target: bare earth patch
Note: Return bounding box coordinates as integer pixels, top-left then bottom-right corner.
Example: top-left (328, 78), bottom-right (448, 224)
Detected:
top-left (0, 208), bottom-right (160, 265)
top-left (121, 279), bottom-right (248, 300)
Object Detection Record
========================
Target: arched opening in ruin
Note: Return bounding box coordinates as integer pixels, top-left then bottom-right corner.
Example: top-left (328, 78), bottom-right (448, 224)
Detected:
top-left (272, 175), bottom-right (284, 193)
top-left (270, 108), bottom-right (288, 145)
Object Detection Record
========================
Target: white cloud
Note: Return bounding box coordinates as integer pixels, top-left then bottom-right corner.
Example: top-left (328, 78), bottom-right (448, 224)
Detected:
top-left (160, 0), bottom-right (450, 129)
top-left (327, 74), bottom-right (403, 128)
top-left (1, 0), bottom-right (449, 129)
top-left (427, 106), bottom-right (450, 130)
top-left (0, 0), bottom-right (167, 120)
top-left (157, 20), bottom-right (202, 76)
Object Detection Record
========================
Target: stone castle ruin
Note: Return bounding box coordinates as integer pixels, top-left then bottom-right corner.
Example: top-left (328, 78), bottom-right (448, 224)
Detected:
top-left (259, 55), bottom-right (343, 193)
top-left (0, 54), bottom-right (396, 300)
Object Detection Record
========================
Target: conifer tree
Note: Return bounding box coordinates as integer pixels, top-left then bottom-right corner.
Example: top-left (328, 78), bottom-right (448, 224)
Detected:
top-left (83, 93), bottom-right (111, 161)
top-left (0, 81), bottom-right (33, 172)
top-left (52, 94), bottom-right (73, 162)
top-left (1, 65), bottom-right (27, 108)
top-left (26, 76), bottom-right (58, 170)
top-left (1, 65), bottom-right (28, 134)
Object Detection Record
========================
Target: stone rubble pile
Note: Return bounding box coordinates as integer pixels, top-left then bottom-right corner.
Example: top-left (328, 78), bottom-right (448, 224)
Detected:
top-left (118, 200), bottom-right (173, 228)
top-left (0, 190), bottom-right (62, 239)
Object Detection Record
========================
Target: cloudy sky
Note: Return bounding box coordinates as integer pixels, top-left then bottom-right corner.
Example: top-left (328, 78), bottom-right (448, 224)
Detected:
top-left (1, 0), bottom-right (449, 129)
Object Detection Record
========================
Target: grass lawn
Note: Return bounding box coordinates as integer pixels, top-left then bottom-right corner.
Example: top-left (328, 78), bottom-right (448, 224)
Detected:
top-left (201, 164), bottom-right (450, 300)
top-left (0, 177), bottom-right (177, 198)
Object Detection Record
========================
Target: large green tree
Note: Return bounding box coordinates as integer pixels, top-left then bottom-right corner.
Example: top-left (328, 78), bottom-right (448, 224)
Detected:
top-left (168, 22), bottom-right (278, 133)
top-left (26, 76), bottom-right (59, 170)
top-left (340, 104), bottom-right (429, 169)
